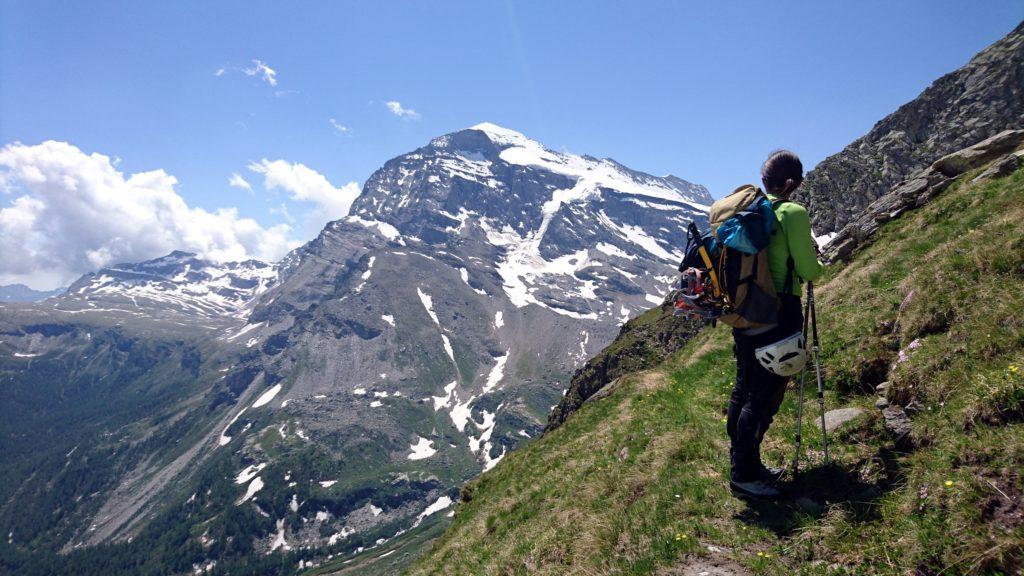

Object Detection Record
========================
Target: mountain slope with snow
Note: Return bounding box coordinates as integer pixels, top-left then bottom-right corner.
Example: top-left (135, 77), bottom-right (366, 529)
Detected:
top-left (53, 250), bottom-right (278, 320)
top-left (0, 124), bottom-right (709, 575)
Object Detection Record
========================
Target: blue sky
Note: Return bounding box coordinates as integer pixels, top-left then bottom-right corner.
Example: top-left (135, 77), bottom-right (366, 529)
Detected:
top-left (1, 1), bottom-right (1021, 287)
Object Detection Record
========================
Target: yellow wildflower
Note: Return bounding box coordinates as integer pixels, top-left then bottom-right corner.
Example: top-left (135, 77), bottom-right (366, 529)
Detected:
top-left (944, 480), bottom-right (954, 487)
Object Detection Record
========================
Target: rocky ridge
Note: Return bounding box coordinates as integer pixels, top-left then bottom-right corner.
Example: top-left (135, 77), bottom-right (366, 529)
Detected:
top-left (797, 20), bottom-right (1024, 237)
top-left (824, 129), bottom-right (1024, 262)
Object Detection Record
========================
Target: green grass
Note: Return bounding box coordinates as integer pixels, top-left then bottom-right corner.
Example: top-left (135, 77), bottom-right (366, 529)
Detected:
top-left (406, 163), bottom-right (1024, 574)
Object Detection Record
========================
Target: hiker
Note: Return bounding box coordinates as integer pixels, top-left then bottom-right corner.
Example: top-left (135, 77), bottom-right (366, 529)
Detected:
top-left (726, 150), bottom-right (824, 498)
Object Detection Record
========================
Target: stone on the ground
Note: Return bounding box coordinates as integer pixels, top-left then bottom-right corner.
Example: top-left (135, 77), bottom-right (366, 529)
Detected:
top-left (875, 397), bottom-right (890, 409)
top-left (973, 153), bottom-right (1020, 182)
top-left (882, 406), bottom-right (914, 448)
top-left (823, 407), bottom-right (866, 434)
top-left (875, 381), bottom-right (891, 394)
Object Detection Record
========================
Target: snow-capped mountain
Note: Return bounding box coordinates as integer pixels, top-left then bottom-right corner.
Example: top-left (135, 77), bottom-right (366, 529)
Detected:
top-left (0, 123), bottom-right (710, 570)
top-left (346, 122), bottom-right (709, 319)
top-left (233, 122), bottom-right (711, 471)
top-left (53, 251), bottom-right (278, 319)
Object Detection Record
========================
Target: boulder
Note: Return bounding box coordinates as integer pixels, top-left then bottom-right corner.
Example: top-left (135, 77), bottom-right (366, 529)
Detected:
top-left (973, 153), bottom-right (1021, 182)
top-left (823, 407), bottom-right (866, 434)
top-left (932, 130), bottom-right (1024, 177)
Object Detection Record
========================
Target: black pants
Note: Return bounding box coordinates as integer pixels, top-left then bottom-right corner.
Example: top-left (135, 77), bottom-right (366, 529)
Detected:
top-left (727, 294), bottom-right (803, 482)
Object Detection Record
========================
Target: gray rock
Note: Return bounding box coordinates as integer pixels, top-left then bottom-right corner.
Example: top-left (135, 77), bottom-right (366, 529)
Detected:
top-left (875, 381), bottom-right (891, 395)
top-left (823, 407), bottom-right (866, 434)
top-left (882, 406), bottom-right (914, 448)
top-left (932, 130), bottom-right (1024, 177)
top-left (875, 397), bottom-right (890, 409)
top-left (973, 153), bottom-right (1021, 182)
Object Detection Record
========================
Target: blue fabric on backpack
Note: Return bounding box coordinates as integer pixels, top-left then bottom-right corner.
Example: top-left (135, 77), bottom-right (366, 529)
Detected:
top-left (716, 196), bottom-right (775, 254)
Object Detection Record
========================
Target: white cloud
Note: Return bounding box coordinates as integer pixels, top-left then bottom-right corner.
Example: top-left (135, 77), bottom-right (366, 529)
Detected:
top-left (385, 101), bottom-right (420, 120)
top-left (229, 173), bottom-right (253, 192)
top-left (0, 141), bottom-right (298, 289)
top-left (247, 159), bottom-right (361, 231)
top-left (214, 67), bottom-right (226, 77)
top-left (329, 118), bottom-right (349, 135)
top-left (243, 59), bottom-right (277, 86)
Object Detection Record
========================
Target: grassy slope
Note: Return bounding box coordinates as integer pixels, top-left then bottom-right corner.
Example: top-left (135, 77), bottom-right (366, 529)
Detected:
top-left (406, 164), bottom-right (1024, 575)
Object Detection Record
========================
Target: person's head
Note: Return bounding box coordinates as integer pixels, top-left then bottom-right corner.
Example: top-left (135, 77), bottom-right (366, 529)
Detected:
top-left (761, 150), bottom-right (803, 199)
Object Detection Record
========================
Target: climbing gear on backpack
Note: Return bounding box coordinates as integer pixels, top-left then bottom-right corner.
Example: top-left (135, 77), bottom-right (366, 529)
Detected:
top-left (754, 331), bottom-right (808, 377)
top-left (672, 223), bottom-right (726, 320)
top-left (674, 185), bottom-right (794, 329)
top-left (791, 281), bottom-right (829, 478)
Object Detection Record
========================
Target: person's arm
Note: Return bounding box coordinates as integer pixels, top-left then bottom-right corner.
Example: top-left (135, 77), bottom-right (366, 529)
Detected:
top-left (782, 203), bottom-right (824, 282)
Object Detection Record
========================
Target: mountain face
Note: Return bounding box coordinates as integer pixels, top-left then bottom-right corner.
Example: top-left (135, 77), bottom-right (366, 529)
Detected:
top-left (0, 284), bottom-right (64, 303)
top-left (0, 124), bottom-right (709, 573)
top-left (56, 251), bottom-right (278, 320)
top-left (797, 19), bottom-right (1024, 237)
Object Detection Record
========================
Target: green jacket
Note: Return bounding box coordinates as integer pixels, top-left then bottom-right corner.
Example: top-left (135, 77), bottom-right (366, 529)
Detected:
top-left (766, 194), bottom-right (824, 296)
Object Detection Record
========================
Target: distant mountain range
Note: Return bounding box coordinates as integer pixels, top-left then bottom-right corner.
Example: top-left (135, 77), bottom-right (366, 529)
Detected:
top-left (0, 123), bottom-right (710, 574)
top-left (0, 284), bottom-right (64, 302)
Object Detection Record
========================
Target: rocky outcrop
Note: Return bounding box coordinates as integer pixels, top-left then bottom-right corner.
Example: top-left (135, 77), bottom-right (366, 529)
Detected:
top-left (545, 301), bottom-right (702, 431)
top-left (824, 129), bottom-right (1024, 262)
top-left (796, 20), bottom-right (1024, 235)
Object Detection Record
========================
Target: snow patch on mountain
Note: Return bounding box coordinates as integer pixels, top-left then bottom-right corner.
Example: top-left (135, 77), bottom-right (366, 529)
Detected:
top-left (411, 495), bottom-right (453, 527)
top-left (407, 437), bottom-right (437, 460)
top-left (473, 123), bottom-right (710, 210)
top-left (481, 352), bottom-right (508, 394)
top-left (252, 384), bottom-right (282, 408)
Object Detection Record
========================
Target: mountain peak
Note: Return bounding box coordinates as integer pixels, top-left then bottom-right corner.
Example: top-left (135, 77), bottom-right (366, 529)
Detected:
top-left (468, 122), bottom-right (532, 147)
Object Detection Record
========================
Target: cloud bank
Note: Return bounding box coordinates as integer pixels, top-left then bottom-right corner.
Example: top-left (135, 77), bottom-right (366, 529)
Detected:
top-left (247, 159), bottom-right (361, 234)
top-left (0, 141), bottom-right (299, 289)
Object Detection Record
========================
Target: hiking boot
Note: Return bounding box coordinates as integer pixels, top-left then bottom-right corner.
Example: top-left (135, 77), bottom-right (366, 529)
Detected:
top-left (730, 479), bottom-right (781, 499)
top-left (758, 465), bottom-right (785, 482)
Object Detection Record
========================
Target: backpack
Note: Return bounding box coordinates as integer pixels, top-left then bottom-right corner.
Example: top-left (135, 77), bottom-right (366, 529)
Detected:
top-left (673, 185), bottom-right (793, 330)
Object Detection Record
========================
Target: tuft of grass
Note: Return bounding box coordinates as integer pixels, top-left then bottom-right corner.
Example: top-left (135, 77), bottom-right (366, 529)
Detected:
top-left (408, 163), bottom-right (1024, 574)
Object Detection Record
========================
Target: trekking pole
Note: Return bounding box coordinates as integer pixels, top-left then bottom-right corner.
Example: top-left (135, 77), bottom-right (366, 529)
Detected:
top-left (791, 293), bottom-right (811, 477)
top-left (808, 282), bottom-right (830, 464)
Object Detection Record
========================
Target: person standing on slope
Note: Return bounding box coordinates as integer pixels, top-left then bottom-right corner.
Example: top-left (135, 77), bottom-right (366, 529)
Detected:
top-left (727, 150), bottom-right (824, 499)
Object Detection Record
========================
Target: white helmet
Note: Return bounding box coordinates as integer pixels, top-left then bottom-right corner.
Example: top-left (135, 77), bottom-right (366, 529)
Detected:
top-left (754, 331), bottom-right (807, 377)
